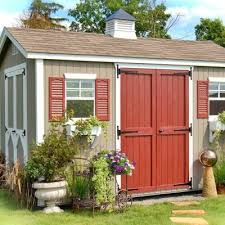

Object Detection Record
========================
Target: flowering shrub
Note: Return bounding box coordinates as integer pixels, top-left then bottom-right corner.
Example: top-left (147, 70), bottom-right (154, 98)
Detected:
top-left (105, 151), bottom-right (135, 176)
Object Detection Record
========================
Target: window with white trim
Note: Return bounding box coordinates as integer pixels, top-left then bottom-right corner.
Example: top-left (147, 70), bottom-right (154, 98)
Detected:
top-left (209, 82), bottom-right (225, 115)
top-left (66, 79), bottom-right (95, 118)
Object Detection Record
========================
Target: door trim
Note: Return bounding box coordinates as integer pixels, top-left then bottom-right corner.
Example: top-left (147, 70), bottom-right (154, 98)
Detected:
top-left (115, 64), bottom-right (194, 190)
top-left (35, 59), bottom-right (45, 144)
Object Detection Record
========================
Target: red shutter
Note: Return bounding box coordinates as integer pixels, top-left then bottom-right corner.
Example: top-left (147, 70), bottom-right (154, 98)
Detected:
top-left (197, 80), bottom-right (209, 119)
top-left (49, 77), bottom-right (65, 121)
top-left (95, 79), bottom-right (110, 121)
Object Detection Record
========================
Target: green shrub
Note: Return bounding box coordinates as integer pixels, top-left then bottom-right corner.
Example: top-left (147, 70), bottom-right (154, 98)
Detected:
top-left (214, 161), bottom-right (225, 185)
top-left (25, 122), bottom-right (78, 182)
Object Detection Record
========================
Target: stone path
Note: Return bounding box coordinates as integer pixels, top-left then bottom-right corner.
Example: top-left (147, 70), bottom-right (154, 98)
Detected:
top-left (170, 217), bottom-right (208, 225)
top-left (169, 201), bottom-right (209, 225)
top-left (172, 209), bottom-right (206, 216)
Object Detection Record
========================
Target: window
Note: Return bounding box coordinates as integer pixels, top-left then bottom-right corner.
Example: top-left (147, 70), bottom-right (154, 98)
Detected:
top-left (209, 82), bottom-right (225, 115)
top-left (66, 79), bottom-right (95, 118)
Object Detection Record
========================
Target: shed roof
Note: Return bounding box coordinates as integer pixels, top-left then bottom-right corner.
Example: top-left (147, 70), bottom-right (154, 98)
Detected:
top-left (106, 9), bottom-right (136, 21)
top-left (3, 27), bottom-right (225, 63)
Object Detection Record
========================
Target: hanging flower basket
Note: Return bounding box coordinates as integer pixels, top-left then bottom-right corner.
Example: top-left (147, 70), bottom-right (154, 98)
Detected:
top-left (66, 124), bottom-right (102, 137)
top-left (105, 151), bottom-right (135, 176)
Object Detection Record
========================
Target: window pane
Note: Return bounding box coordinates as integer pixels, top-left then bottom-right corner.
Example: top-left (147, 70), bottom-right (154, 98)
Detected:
top-left (81, 80), bottom-right (94, 88)
top-left (209, 91), bottom-right (219, 98)
top-left (81, 90), bottom-right (94, 97)
top-left (67, 80), bottom-right (79, 88)
top-left (67, 90), bottom-right (79, 97)
top-left (209, 82), bottom-right (219, 90)
top-left (210, 100), bottom-right (225, 115)
top-left (220, 92), bottom-right (225, 98)
top-left (67, 100), bottom-right (94, 118)
top-left (220, 83), bottom-right (225, 90)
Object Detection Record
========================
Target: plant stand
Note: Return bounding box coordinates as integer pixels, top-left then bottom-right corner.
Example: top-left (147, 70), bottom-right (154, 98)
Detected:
top-left (115, 175), bottom-right (133, 211)
top-left (202, 167), bottom-right (218, 198)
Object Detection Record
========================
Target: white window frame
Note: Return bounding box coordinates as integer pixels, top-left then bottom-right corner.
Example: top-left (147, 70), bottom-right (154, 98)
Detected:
top-left (64, 73), bottom-right (96, 121)
top-left (208, 77), bottom-right (225, 119)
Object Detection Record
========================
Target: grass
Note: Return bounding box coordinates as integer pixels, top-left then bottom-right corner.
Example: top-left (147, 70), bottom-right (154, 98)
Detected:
top-left (0, 189), bottom-right (225, 225)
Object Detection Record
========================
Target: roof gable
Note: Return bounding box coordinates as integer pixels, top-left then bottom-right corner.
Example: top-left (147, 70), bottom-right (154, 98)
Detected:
top-left (0, 27), bottom-right (27, 59)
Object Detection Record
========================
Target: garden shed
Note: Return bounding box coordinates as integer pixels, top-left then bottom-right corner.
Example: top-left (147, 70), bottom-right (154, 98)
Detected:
top-left (1, 9), bottom-right (225, 196)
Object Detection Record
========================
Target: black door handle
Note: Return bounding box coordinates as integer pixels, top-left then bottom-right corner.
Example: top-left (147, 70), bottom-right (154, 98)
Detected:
top-left (159, 129), bottom-right (164, 133)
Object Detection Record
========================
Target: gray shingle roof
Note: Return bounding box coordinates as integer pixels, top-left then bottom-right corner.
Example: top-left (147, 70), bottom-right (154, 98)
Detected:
top-left (106, 9), bottom-right (136, 21)
top-left (5, 27), bottom-right (225, 63)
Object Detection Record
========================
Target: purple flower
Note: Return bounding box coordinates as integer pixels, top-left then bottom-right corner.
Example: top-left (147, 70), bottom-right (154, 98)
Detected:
top-left (104, 150), bottom-right (135, 175)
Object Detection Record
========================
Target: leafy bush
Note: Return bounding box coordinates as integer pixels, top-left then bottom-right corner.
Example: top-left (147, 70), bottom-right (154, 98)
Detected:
top-left (25, 122), bottom-right (78, 182)
top-left (214, 160), bottom-right (225, 185)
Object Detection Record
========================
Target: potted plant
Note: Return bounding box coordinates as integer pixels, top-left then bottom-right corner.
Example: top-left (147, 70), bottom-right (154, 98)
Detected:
top-left (66, 116), bottom-right (107, 148)
top-left (214, 160), bottom-right (225, 194)
top-left (25, 122), bottom-right (77, 213)
top-left (67, 116), bottom-right (106, 136)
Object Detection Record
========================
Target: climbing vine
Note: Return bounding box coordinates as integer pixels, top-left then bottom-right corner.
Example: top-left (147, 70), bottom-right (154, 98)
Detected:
top-left (91, 151), bottom-right (115, 210)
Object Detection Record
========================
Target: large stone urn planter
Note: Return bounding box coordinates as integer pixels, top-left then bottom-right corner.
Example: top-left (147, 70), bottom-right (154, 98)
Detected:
top-left (33, 181), bottom-right (67, 213)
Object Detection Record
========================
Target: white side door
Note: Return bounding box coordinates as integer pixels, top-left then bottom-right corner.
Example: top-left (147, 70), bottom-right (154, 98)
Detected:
top-left (4, 63), bottom-right (28, 164)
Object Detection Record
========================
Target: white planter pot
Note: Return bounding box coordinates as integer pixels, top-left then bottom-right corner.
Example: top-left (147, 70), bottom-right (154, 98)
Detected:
top-left (33, 181), bottom-right (67, 213)
top-left (66, 124), bottom-right (102, 137)
top-left (91, 126), bottom-right (102, 136)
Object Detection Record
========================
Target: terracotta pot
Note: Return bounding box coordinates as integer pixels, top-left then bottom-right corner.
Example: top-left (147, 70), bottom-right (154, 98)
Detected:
top-left (217, 184), bottom-right (225, 195)
top-left (33, 180), bottom-right (67, 213)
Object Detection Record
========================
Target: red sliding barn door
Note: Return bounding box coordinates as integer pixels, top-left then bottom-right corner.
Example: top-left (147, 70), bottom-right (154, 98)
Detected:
top-left (120, 69), bottom-right (189, 193)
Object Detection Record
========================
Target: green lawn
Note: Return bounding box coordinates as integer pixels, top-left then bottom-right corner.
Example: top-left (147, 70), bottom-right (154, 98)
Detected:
top-left (0, 190), bottom-right (225, 225)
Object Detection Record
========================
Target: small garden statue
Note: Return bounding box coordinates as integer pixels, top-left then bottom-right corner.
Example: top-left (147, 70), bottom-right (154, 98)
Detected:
top-left (199, 149), bottom-right (218, 198)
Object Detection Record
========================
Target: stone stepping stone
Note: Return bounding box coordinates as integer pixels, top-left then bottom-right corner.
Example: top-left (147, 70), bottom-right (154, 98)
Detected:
top-left (172, 209), bottom-right (206, 216)
top-left (170, 217), bottom-right (208, 225)
top-left (170, 201), bottom-right (200, 206)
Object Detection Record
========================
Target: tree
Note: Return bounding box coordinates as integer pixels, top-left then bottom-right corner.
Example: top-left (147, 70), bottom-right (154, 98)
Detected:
top-left (195, 18), bottom-right (225, 47)
top-left (20, 0), bottom-right (67, 30)
top-left (69, 0), bottom-right (178, 38)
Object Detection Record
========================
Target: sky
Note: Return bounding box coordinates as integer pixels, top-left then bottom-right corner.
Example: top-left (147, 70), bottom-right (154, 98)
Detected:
top-left (1, 0), bottom-right (225, 40)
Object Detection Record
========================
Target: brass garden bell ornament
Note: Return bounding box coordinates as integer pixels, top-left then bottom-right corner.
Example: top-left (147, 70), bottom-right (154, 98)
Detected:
top-left (199, 149), bottom-right (218, 198)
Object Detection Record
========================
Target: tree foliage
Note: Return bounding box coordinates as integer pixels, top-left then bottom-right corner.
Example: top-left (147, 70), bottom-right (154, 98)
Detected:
top-left (69, 0), bottom-right (177, 38)
top-left (195, 18), bottom-right (225, 47)
top-left (20, 0), bottom-right (67, 29)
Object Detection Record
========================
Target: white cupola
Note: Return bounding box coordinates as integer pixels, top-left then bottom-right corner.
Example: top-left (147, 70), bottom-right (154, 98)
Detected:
top-left (105, 9), bottom-right (137, 39)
